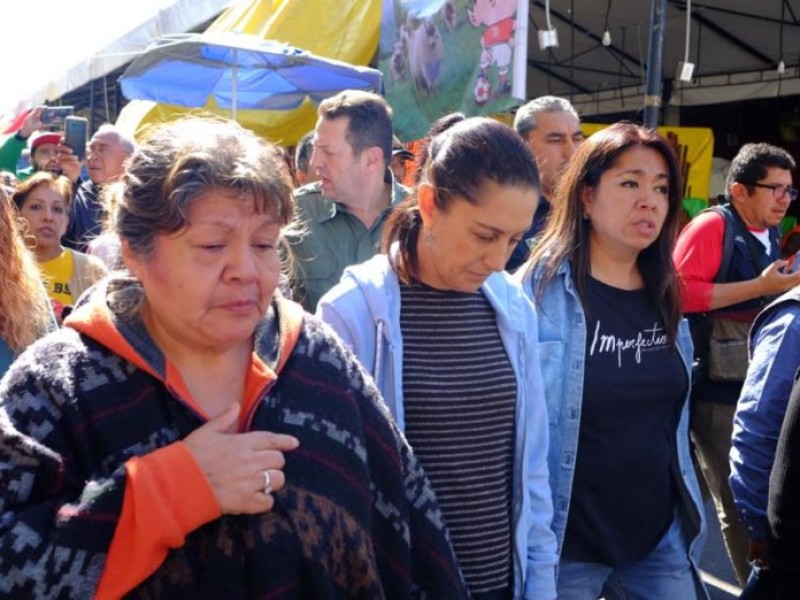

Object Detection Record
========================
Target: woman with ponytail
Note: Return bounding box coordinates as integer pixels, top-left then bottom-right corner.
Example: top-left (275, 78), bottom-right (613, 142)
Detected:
top-left (318, 116), bottom-right (557, 600)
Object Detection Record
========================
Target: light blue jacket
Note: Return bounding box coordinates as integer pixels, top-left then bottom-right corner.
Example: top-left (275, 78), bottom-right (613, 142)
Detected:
top-left (317, 252), bottom-right (558, 600)
top-left (518, 261), bottom-right (708, 597)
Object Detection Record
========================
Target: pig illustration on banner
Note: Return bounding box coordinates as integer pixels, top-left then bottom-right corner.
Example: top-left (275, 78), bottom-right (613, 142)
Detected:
top-left (468, 0), bottom-right (517, 103)
top-left (409, 17), bottom-right (444, 95)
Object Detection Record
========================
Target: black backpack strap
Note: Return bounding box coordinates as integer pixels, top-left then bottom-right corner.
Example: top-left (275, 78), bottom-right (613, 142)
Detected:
top-left (689, 206), bottom-right (734, 390)
top-left (710, 205), bottom-right (735, 284)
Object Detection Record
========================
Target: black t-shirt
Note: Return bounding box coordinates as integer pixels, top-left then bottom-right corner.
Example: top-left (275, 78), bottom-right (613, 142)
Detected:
top-left (561, 276), bottom-right (687, 566)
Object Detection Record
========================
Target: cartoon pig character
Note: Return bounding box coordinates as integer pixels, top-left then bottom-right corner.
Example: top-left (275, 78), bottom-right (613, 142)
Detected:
top-left (409, 17), bottom-right (444, 94)
top-left (468, 0), bottom-right (517, 100)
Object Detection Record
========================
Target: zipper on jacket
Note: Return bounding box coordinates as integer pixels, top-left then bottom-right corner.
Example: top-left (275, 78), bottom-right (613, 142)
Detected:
top-left (165, 378), bottom-right (278, 434)
top-left (242, 379), bottom-right (279, 432)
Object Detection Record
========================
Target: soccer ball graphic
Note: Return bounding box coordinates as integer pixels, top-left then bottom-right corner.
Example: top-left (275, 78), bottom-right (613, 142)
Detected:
top-left (474, 76), bottom-right (490, 104)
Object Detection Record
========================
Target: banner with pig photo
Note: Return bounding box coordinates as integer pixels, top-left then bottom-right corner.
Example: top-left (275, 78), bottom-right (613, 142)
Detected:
top-left (380, 0), bottom-right (529, 140)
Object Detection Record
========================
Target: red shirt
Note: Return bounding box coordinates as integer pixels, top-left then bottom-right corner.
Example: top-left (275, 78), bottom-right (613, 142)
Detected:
top-left (673, 210), bottom-right (769, 313)
top-left (481, 17), bottom-right (515, 47)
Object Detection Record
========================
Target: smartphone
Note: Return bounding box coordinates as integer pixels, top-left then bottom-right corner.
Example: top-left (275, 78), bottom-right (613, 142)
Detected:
top-left (40, 106), bottom-right (74, 125)
top-left (63, 116), bottom-right (88, 161)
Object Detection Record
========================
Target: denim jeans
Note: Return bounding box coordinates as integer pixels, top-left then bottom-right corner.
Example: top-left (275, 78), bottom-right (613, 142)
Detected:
top-left (692, 399), bottom-right (750, 585)
top-left (557, 515), bottom-right (701, 600)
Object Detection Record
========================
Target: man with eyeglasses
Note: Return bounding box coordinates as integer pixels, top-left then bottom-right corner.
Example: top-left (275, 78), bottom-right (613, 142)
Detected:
top-left (674, 142), bottom-right (800, 588)
top-left (63, 124), bottom-right (135, 253)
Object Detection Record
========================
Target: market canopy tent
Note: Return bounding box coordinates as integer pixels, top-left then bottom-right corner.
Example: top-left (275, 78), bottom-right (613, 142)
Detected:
top-left (119, 32), bottom-right (383, 120)
top-left (525, 0), bottom-right (800, 116)
top-left (6, 0), bottom-right (798, 125)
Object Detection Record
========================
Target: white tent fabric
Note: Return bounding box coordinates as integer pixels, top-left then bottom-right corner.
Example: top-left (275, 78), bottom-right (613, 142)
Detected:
top-left (1, 0), bottom-right (231, 117)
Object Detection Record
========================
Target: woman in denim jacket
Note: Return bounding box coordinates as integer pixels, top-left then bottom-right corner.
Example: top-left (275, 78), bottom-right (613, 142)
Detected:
top-left (518, 123), bottom-right (708, 599)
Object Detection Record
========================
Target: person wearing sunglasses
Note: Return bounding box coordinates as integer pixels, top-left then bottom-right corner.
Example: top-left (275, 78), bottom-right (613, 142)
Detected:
top-left (674, 142), bottom-right (800, 589)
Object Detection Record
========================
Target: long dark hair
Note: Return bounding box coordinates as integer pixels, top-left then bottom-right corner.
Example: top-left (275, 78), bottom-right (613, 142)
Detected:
top-left (528, 121), bottom-right (683, 343)
top-left (382, 117), bottom-right (539, 283)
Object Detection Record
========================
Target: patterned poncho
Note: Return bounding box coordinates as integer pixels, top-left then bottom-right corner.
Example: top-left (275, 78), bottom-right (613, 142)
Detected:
top-left (0, 277), bottom-right (469, 599)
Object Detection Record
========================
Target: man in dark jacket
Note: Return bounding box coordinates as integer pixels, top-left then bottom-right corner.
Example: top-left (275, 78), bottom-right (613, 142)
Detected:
top-left (507, 95), bottom-right (584, 271)
top-left (63, 124), bottom-right (135, 252)
top-left (674, 142), bottom-right (800, 585)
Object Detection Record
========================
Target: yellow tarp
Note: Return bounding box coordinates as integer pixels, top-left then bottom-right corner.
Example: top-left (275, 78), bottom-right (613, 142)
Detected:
top-left (116, 0), bottom-right (381, 146)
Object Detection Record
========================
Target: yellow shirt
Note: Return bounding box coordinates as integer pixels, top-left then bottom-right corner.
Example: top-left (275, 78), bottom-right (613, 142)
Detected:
top-left (40, 249), bottom-right (74, 318)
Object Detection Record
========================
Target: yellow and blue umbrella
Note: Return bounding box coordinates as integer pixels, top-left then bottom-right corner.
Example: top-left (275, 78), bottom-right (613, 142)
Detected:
top-left (119, 31), bottom-right (382, 121)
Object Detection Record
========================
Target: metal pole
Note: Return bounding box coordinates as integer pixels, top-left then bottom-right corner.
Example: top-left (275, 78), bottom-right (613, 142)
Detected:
top-left (643, 0), bottom-right (666, 128)
top-left (232, 49), bottom-right (238, 122)
top-left (89, 78), bottom-right (95, 133)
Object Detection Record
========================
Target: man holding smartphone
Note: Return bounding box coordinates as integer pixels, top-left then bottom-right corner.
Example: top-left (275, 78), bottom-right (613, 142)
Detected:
top-left (0, 107), bottom-right (82, 183)
top-left (63, 124), bottom-right (135, 253)
top-left (674, 142), bottom-right (800, 587)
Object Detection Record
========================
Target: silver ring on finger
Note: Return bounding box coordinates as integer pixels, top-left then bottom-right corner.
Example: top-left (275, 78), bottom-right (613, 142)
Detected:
top-left (262, 469), bottom-right (272, 495)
